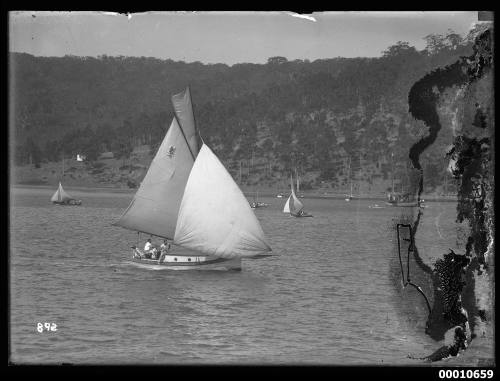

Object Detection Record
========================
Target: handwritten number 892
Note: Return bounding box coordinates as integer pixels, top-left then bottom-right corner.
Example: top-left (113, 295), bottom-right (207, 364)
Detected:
top-left (36, 322), bottom-right (57, 332)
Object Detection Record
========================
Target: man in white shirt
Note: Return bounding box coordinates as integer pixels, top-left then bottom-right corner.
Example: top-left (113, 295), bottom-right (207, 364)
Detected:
top-left (143, 238), bottom-right (155, 258)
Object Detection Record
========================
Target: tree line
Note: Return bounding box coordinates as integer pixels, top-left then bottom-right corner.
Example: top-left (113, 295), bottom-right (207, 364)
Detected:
top-left (11, 29), bottom-right (475, 188)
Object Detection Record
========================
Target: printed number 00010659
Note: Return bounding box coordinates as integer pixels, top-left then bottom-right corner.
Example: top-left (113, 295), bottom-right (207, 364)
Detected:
top-left (439, 370), bottom-right (493, 379)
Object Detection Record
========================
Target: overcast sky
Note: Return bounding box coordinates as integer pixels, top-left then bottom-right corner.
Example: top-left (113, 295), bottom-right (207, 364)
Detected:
top-left (9, 11), bottom-right (478, 65)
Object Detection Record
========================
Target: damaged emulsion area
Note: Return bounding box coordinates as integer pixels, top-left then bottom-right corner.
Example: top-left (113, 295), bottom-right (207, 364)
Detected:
top-left (402, 27), bottom-right (493, 362)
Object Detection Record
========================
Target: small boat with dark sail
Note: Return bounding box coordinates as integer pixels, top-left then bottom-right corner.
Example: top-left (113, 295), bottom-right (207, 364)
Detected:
top-left (50, 182), bottom-right (82, 205)
top-left (114, 87), bottom-right (272, 271)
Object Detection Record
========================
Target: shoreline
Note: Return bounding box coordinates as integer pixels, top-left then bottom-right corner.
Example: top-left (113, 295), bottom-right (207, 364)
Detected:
top-left (10, 183), bottom-right (458, 202)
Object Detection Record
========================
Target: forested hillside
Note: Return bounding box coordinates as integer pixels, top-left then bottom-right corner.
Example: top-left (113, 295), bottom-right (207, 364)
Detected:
top-left (10, 30), bottom-right (476, 194)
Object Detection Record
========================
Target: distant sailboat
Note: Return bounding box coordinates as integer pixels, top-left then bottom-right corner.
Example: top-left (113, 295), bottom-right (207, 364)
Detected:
top-left (345, 157), bottom-right (355, 201)
top-left (386, 154), bottom-right (421, 207)
top-left (50, 182), bottom-right (81, 205)
top-left (345, 183), bottom-right (354, 202)
top-left (115, 87), bottom-right (272, 270)
top-left (385, 179), bottom-right (422, 207)
top-left (250, 190), bottom-right (269, 209)
top-left (283, 175), bottom-right (312, 217)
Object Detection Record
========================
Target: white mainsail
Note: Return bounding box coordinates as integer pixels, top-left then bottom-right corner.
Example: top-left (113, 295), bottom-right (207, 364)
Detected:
top-left (289, 186), bottom-right (304, 215)
top-left (115, 117), bottom-right (195, 239)
top-left (174, 144), bottom-right (272, 258)
top-left (50, 182), bottom-right (74, 203)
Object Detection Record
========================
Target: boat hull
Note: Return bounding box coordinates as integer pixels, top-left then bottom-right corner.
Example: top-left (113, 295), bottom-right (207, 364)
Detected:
top-left (250, 204), bottom-right (269, 209)
top-left (127, 255), bottom-right (242, 271)
top-left (52, 201), bottom-right (82, 206)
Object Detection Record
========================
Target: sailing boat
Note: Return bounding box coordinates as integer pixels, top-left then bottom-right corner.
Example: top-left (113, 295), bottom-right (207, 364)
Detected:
top-left (345, 181), bottom-right (354, 201)
top-left (283, 175), bottom-right (313, 217)
top-left (386, 155), bottom-right (422, 207)
top-left (385, 176), bottom-right (422, 207)
top-left (50, 182), bottom-right (81, 205)
top-left (115, 87), bottom-right (272, 270)
top-left (250, 190), bottom-right (269, 209)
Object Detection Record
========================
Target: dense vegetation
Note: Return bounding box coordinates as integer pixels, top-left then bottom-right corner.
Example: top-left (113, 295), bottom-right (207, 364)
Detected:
top-left (10, 29), bottom-right (477, 191)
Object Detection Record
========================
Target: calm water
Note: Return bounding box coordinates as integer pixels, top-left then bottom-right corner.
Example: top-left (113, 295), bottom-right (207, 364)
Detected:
top-left (9, 186), bottom-right (477, 364)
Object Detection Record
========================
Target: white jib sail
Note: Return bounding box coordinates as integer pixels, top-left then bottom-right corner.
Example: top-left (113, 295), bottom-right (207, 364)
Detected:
top-left (174, 144), bottom-right (272, 258)
top-left (283, 195), bottom-right (291, 213)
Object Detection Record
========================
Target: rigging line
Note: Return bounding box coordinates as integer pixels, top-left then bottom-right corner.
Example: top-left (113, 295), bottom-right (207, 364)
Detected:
top-left (198, 129), bottom-right (205, 145)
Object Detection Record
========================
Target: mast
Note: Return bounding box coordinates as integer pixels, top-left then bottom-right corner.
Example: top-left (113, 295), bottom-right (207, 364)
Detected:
top-left (391, 152), bottom-right (395, 193)
top-left (295, 167), bottom-right (299, 193)
top-left (348, 157), bottom-right (352, 196)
